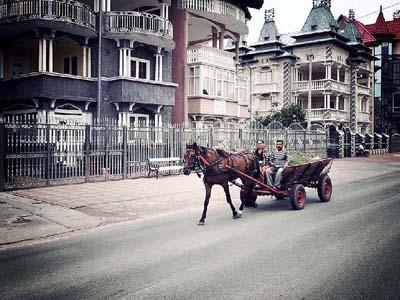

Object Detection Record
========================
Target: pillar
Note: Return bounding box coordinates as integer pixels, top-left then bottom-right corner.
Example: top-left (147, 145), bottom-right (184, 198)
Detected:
top-left (219, 26), bottom-right (225, 50)
top-left (336, 94), bottom-right (339, 110)
top-left (325, 63), bottom-right (331, 79)
top-left (48, 39), bottom-right (53, 72)
top-left (212, 27), bottom-right (218, 48)
top-left (0, 49), bottom-right (3, 79)
top-left (83, 46), bottom-right (87, 77)
top-left (119, 47), bottom-right (130, 77)
top-left (170, 0), bottom-right (189, 123)
top-left (337, 66), bottom-right (340, 81)
top-left (235, 40), bottom-right (239, 63)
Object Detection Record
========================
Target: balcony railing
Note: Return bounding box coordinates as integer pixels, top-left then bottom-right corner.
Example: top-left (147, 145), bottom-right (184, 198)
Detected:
top-left (104, 11), bottom-right (173, 39)
top-left (308, 109), bottom-right (349, 121)
top-left (294, 79), bottom-right (349, 92)
top-left (356, 84), bottom-right (372, 95)
top-left (187, 45), bottom-right (235, 69)
top-left (0, 0), bottom-right (96, 29)
top-left (181, 0), bottom-right (246, 23)
top-left (253, 82), bottom-right (277, 94)
top-left (358, 112), bottom-right (371, 122)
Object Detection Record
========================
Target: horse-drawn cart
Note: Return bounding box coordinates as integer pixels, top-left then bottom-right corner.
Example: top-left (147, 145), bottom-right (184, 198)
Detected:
top-left (226, 158), bottom-right (333, 210)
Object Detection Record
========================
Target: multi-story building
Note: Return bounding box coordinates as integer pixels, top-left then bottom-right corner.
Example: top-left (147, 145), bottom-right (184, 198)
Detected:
top-left (0, 0), bottom-right (176, 126)
top-left (364, 7), bottom-right (400, 134)
top-left (240, 0), bottom-right (375, 132)
top-left (169, 0), bottom-right (263, 127)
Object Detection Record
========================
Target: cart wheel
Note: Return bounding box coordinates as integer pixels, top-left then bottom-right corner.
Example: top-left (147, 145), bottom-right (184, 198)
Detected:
top-left (240, 189), bottom-right (257, 208)
top-left (317, 174), bottom-right (332, 202)
top-left (290, 184), bottom-right (306, 210)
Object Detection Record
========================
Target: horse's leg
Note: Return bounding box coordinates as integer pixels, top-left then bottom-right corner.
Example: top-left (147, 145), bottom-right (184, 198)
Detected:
top-left (198, 182), bottom-right (212, 226)
top-left (222, 181), bottom-right (241, 219)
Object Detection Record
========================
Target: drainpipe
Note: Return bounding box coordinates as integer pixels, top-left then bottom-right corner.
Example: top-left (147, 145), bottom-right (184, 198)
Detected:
top-left (97, 0), bottom-right (103, 120)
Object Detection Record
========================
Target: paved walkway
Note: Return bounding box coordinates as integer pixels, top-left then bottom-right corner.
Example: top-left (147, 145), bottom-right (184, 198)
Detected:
top-left (1, 154), bottom-right (400, 248)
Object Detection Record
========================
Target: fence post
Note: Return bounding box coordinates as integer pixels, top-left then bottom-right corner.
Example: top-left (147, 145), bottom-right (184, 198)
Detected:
top-left (84, 124), bottom-right (90, 182)
top-left (0, 122), bottom-right (5, 192)
top-left (122, 126), bottom-right (127, 179)
top-left (303, 130), bottom-right (307, 153)
top-left (46, 124), bottom-right (51, 186)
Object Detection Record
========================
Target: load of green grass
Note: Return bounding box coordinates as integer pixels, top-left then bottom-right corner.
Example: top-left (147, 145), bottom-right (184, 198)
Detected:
top-left (289, 151), bottom-right (315, 166)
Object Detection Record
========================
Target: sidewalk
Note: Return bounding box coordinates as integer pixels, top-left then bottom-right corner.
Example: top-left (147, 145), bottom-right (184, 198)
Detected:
top-left (1, 154), bottom-right (400, 248)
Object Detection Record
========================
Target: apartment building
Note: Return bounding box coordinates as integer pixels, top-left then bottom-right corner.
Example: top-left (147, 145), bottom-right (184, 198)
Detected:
top-left (170, 0), bottom-right (263, 127)
top-left (0, 0), bottom-right (176, 126)
top-left (240, 0), bottom-right (375, 132)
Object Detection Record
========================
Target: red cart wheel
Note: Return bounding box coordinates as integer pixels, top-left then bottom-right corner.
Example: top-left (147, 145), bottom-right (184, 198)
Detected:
top-left (290, 184), bottom-right (306, 210)
top-left (318, 174), bottom-right (332, 202)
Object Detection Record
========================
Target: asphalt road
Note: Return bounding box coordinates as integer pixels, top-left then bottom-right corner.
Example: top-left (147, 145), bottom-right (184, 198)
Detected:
top-left (1, 171), bottom-right (400, 300)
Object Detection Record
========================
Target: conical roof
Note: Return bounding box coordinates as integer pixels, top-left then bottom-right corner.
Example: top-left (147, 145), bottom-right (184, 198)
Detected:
top-left (258, 9), bottom-right (280, 42)
top-left (373, 6), bottom-right (390, 34)
top-left (300, 1), bottom-right (338, 34)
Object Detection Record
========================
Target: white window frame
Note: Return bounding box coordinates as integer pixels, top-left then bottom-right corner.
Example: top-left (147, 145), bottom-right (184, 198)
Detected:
top-left (131, 113), bottom-right (149, 127)
top-left (131, 57), bottom-right (150, 80)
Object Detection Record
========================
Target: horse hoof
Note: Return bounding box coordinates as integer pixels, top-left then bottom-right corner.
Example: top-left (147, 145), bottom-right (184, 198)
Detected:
top-left (198, 221), bottom-right (205, 226)
top-left (233, 214), bottom-right (242, 219)
top-left (237, 210), bottom-right (243, 217)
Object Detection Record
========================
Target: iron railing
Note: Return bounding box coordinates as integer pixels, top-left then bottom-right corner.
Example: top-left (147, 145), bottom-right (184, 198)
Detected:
top-left (0, 121), bottom-right (329, 190)
top-left (104, 11), bottom-right (173, 39)
top-left (0, 0), bottom-right (96, 30)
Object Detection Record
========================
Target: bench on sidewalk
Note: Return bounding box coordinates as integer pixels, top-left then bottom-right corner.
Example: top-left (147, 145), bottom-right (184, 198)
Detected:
top-left (147, 157), bottom-right (183, 179)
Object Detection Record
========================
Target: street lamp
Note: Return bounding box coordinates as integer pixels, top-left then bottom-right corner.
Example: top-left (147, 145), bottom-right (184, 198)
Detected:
top-left (306, 53), bottom-right (314, 130)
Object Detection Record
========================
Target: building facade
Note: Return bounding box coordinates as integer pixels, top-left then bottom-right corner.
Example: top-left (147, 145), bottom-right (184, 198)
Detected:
top-left (169, 0), bottom-right (263, 127)
top-left (365, 7), bottom-right (400, 134)
top-left (240, 0), bottom-right (375, 132)
top-left (0, 0), bottom-right (176, 126)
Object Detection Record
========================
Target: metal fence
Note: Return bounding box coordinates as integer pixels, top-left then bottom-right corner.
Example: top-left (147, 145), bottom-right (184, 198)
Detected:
top-left (0, 121), bottom-right (327, 190)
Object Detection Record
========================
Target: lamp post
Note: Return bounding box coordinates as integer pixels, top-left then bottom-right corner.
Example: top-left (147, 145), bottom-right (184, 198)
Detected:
top-left (306, 53), bottom-right (314, 129)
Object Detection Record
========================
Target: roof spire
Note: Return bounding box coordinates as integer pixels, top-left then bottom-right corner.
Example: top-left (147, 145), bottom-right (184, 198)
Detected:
top-left (313, 0), bottom-right (331, 9)
top-left (349, 9), bottom-right (355, 21)
top-left (374, 6), bottom-right (389, 34)
top-left (265, 8), bottom-right (275, 22)
top-left (394, 10), bottom-right (400, 20)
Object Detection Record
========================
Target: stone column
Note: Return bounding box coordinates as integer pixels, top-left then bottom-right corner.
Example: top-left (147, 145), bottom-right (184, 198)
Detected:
top-left (336, 94), bottom-right (339, 110)
top-left (119, 47), bottom-right (130, 77)
top-left (349, 64), bottom-right (358, 132)
top-left (325, 63), bottom-right (332, 79)
top-left (48, 39), bottom-right (53, 72)
top-left (83, 46), bottom-right (87, 77)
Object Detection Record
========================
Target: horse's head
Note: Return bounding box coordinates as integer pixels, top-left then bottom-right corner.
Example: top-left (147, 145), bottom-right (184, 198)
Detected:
top-left (183, 142), bottom-right (200, 175)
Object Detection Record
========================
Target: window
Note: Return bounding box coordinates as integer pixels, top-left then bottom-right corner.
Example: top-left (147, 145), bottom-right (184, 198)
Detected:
top-left (236, 78), bottom-right (248, 104)
top-left (64, 56), bottom-right (78, 75)
top-left (130, 114), bottom-right (149, 128)
top-left (130, 57), bottom-right (150, 80)
top-left (189, 66), bottom-right (200, 95)
top-left (393, 93), bottom-right (400, 112)
top-left (361, 98), bottom-right (368, 112)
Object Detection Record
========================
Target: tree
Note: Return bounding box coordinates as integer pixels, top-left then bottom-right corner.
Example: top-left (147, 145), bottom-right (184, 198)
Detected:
top-left (254, 104), bottom-right (305, 127)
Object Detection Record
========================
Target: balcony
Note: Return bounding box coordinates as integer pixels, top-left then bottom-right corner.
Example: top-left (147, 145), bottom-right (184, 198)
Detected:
top-left (104, 11), bottom-right (175, 50)
top-left (356, 84), bottom-right (372, 96)
top-left (180, 0), bottom-right (247, 35)
top-left (107, 77), bottom-right (176, 106)
top-left (188, 96), bottom-right (248, 119)
top-left (253, 83), bottom-right (278, 95)
top-left (0, 0), bottom-right (96, 38)
top-left (294, 79), bottom-right (349, 93)
top-left (358, 112), bottom-right (371, 122)
top-left (308, 108), bottom-right (349, 122)
top-left (187, 45), bottom-right (235, 70)
top-left (0, 72), bottom-right (96, 102)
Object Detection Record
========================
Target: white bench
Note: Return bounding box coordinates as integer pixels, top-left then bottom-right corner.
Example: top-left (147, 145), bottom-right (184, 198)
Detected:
top-left (147, 157), bottom-right (183, 178)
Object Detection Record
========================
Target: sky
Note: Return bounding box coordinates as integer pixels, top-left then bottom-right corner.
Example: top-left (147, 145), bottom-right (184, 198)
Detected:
top-left (246, 0), bottom-right (400, 45)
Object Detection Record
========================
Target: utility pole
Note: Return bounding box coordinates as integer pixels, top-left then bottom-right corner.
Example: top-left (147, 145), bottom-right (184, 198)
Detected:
top-left (306, 53), bottom-right (314, 129)
top-left (97, 0), bottom-right (103, 121)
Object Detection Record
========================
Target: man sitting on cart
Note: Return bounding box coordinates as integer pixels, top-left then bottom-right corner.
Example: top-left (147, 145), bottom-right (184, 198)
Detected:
top-left (254, 140), bottom-right (269, 181)
top-left (265, 139), bottom-right (291, 189)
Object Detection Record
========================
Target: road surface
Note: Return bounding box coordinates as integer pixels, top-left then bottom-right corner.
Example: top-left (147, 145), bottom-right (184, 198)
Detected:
top-left (1, 171), bottom-right (400, 299)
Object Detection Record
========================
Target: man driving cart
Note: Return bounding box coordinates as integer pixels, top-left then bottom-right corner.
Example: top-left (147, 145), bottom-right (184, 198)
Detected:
top-left (265, 140), bottom-right (291, 189)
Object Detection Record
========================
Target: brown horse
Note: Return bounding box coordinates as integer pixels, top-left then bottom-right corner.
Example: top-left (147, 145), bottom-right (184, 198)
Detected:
top-left (183, 143), bottom-right (259, 225)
